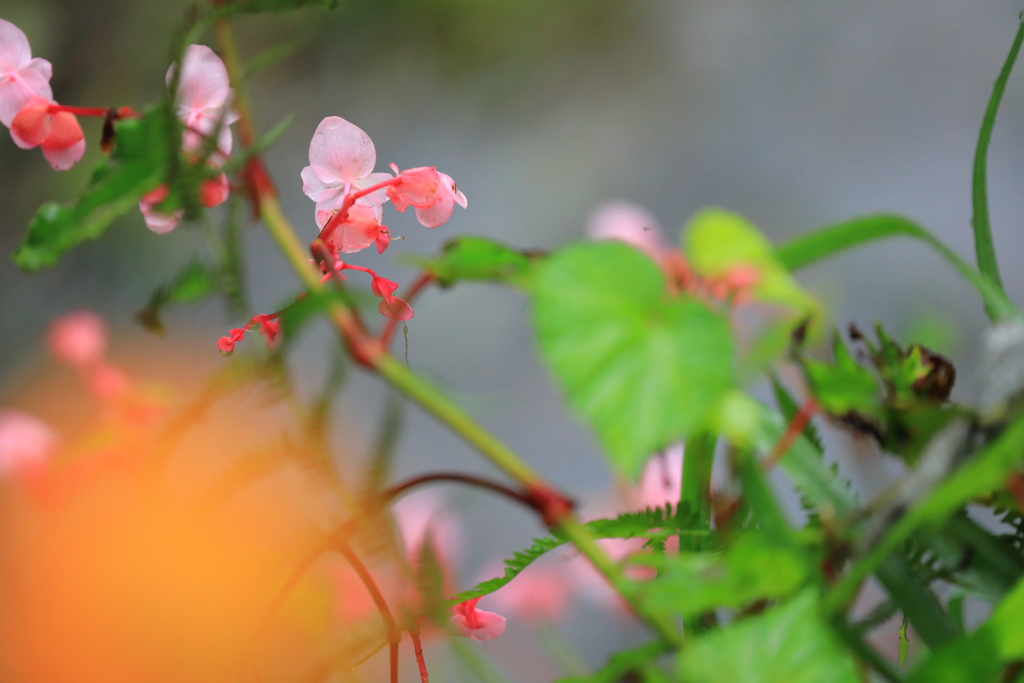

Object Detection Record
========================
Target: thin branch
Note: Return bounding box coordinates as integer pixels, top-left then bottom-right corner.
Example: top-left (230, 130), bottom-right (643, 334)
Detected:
top-left (763, 398), bottom-right (818, 470)
top-left (382, 472), bottom-right (541, 512)
top-left (336, 540), bottom-right (401, 683)
top-left (411, 628), bottom-right (430, 683)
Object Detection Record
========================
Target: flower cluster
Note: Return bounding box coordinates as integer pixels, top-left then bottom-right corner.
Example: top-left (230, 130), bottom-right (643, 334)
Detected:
top-left (139, 44), bottom-right (236, 233)
top-left (301, 116), bottom-right (466, 257)
top-left (216, 313), bottom-right (283, 356)
top-left (0, 18), bottom-right (84, 170)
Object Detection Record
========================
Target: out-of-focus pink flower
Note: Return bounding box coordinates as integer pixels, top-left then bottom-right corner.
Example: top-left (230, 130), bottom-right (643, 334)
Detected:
top-left (89, 364), bottom-right (131, 401)
top-left (169, 44), bottom-right (237, 159)
top-left (9, 95), bottom-right (85, 171)
top-left (634, 444), bottom-right (683, 510)
top-left (138, 185), bottom-right (184, 235)
top-left (392, 491), bottom-right (461, 566)
top-left (450, 598), bottom-right (506, 642)
top-left (49, 310), bottom-right (107, 367)
top-left (488, 563), bottom-right (572, 623)
top-left (0, 410), bottom-right (57, 477)
top-left (587, 200), bottom-right (664, 259)
top-left (302, 116), bottom-right (393, 229)
top-left (0, 19), bottom-right (52, 128)
top-left (201, 173), bottom-right (230, 208)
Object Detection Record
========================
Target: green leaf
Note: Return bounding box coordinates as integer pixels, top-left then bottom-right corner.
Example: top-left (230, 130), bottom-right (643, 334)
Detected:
top-left (684, 208), bottom-right (818, 316)
top-left (899, 615), bottom-right (910, 668)
top-left (137, 260), bottom-right (221, 333)
top-left (14, 107), bottom-right (171, 270)
top-left (411, 236), bottom-right (537, 288)
top-left (774, 214), bottom-right (1016, 322)
top-left (802, 334), bottom-right (881, 417)
top-left (677, 590), bottom-right (860, 683)
top-left (532, 241), bottom-right (734, 478)
top-left (636, 533), bottom-right (809, 618)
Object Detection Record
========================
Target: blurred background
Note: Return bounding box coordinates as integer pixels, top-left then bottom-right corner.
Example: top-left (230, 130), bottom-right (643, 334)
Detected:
top-left (2, 0), bottom-right (1024, 680)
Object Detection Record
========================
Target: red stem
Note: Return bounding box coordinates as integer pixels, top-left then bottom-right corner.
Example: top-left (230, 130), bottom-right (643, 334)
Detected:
top-left (763, 398), bottom-right (818, 470)
top-left (380, 273), bottom-right (434, 347)
top-left (336, 541), bottom-right (401, 683)
top-left (48, 104), bottom-right (137, 118)
top-left (411, 629), bottom-right (430, 683)
top-left (382, 472), bottom-right (541, 511)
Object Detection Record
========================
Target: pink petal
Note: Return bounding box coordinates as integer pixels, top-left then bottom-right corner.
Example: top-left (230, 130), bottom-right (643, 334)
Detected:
top-left (414, 185), bottom-right (455, 229)
top-left (8, 94), bottom-right (49, 147)
top-left (301, 164), bottom-right (344, 202)
top-left (307, 116), bottom-right (376, 184)
top-left (587, 200), bottom-right (664, 259)
top-left (23, 57), bottom-right (51, 82)
top-left (439, 172), bottom-right (467, 208)
top-left (450, 609), bottom-right (507, 642)
top-left (49, 310), bottom-right (107, 366)
top-left (0, 19), bottom-right (32, 75)
top-left (386, 166), bottom-right (441, 210)
top-left (0, 62), bottom-right (52, 127)
top-left (323, 203), bottom-right (381, 254)
top-left (139, 185), bottom-right (182, 234)
top-left (42, 136), bottom-right (84, 171)
top-left (173, 44), bottom-right (230, 112)
top-left (378, 296), bottom-right (413, 321)
top-left (0, 410), bottom-right (57, 477)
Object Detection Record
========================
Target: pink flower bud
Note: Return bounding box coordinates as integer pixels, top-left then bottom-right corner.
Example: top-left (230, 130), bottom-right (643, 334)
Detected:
top-left (49, 310), bottom-right (107, 367)
top-left (450, 598), bottom-right (506, 642)
top-left (386, 165), bottom-right (442, 212)
top-left (0, 410), bottom-right (56, 477)
top-left (138, 185), bottom-right (184, 234)
top-left (201, 173), bottom-right (229, 208)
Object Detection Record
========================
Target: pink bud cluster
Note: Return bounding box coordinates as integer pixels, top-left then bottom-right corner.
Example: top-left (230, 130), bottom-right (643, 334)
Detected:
top-left (139, 44), bottom-right (236, 234)
top-left (216, 313), bottom-right (282, 356)
top-left (301, 117), bottom-right (466, 258)
top-left (0, 18), bottom-right (84, 170)
top-left (320, 259), bottom-right (414, 321)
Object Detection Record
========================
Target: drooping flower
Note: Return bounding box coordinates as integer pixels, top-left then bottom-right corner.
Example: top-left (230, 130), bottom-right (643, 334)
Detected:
top-left (9, 94), bottom-right (85, 171)
top-left (138, 185), bottom-right (184, 235)
top-left (370, 274), bottom-right (414, 321)
top-left (301, 116), bottom-right (393, 229)
top-left (49, 310), bottom-right (107, 367)
top-left (0, 410), bottom-right (56, 477)
top-left (449, 598), bottom-right (506, 642)
top-left (322, 203), bottom-right (388, 255)
top-left (0, 18), bottom-right (53, 128)
top-left (387, 165), bottom-right (467, 229)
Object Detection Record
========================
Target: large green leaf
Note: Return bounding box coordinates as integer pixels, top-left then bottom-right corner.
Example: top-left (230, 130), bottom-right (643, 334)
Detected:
top-left (14, 106), bottom-right (171, 271)
top-left (532, 241), bottom-right (734, 478)
top-left (636, 533), bottom-right (809, 618)
top-left (677, 590), bottom-right (860, 683)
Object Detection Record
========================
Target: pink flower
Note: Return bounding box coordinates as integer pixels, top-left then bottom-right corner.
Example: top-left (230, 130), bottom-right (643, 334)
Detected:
top-left (49, 310), bottom-right (107, 367)
top-left (169, 44), bottom-right (237, 159)
top-left (634, 444), bottom-right (683, 511)
top-left (301, 116), bottom-right (393, 229)
top-left (141, 45), bottom-right (236, 234)
top-left (9, 95), bottom-right (85, 171)
top-left (587, 200), bottom-right (664, 259)
top-left (488, 564), bottom-right (572, 623)
top-left (254, 314), bottom-right (282, 350)
top-left (450, 598), bottom-right (506, 642)
top-left (322, 203), bottom-right (387, 255)
top-left (386, 165), bottom-right (467, 229)
top-left (215, 313), bottom-right (283, 355)
top-left (0, 410), bottom-right (56, 477)
top-left (0, 19), bottom-right (52, 128)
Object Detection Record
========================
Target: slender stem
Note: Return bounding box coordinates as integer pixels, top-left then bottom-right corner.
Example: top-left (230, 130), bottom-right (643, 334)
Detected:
top-left (382, 472), bottom-right (540, 511)
top-left (410, 629), bottom-right (430, 683)
top-left (679, 433), bottom-right (716, 636)
top-left (557, 517), bottom-right (683, 648)
top-left (763, 399), bottom-right (817, 470)
top-left (47, 104), bottom-right (120, 118)
top-left (380, 273), bottom-right (434, 347)
top-left (972, 17), bottom-right (1024, 295)
top-left (322, 176), bottom-right (400, 238)
top-left (336, 540), bottom-right (401, 683)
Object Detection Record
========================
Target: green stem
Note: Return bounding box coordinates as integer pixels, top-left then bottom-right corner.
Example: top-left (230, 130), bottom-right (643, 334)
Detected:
top-left (972, 17), bottom-right (1024, 295)
top-left (680, 434), bottom-right (716, 636)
